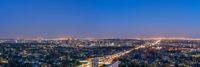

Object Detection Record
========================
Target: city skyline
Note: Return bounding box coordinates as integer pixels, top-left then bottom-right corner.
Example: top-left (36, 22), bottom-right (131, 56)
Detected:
top-left (1, 0), bottom-right (200, 38)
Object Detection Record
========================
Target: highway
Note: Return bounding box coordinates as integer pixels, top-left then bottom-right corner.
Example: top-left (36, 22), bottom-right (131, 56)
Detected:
top-left (98, 40), bottom-right (161, 64)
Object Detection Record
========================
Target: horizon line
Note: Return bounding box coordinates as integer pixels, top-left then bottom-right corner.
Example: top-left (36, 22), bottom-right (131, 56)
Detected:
top-left (1, 37), bottom-right (200, 40)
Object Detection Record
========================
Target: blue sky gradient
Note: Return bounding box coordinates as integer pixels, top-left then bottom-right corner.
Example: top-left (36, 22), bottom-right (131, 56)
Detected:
top-left (1, 0), bottom-right (200, 38)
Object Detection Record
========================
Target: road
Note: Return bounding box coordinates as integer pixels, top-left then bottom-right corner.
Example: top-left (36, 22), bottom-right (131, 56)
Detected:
top-left (98, 40), bottom-right (161, 64)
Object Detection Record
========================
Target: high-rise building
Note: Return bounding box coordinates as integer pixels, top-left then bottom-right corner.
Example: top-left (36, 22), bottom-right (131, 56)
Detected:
top-left (86, 58), bottom-right (99, 67)
top-left (92, 58), bottom-right (98, 67)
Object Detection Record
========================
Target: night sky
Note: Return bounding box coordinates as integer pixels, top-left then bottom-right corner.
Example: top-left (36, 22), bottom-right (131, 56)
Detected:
top-left (1, 0), bottom-right (200, 38)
